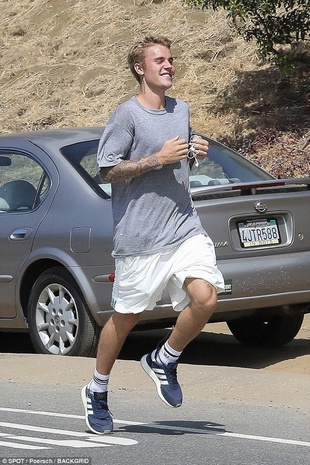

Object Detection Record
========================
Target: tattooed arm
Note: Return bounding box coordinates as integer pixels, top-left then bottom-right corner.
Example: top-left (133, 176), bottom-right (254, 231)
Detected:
top-left (100, 153), bottom-right (160, 183)
top-left (100, 136), bottom-right (189, 184)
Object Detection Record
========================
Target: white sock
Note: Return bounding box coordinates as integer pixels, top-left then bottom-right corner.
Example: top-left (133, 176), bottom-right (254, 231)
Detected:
top-left (156, 340), bottom-right (182, 366)
top-left (89, 369), bottom-right (109, 393)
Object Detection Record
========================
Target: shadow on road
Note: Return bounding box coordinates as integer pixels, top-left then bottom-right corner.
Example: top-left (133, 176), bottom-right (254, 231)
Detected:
top-left (0, 332), bottom-right (35, 354)
top-left (1, 325), bottom-right (309, 371)
top-left (119, 327), bottom-right (310, 370)
top-left (117, 419), bottom-right (226, 436)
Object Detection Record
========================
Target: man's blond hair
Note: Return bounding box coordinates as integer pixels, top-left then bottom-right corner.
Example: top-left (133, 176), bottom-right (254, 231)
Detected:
top-left (127, 36), bottom-right (172, 83)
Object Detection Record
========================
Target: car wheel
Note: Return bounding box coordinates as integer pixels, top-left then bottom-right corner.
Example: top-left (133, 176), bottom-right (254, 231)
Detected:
top-left (27, 267), bottom-right (100, 356)
top-left (227, 313), bottom-right (304, 348)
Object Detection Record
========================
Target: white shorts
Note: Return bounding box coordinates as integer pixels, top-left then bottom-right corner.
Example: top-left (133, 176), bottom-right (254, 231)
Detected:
top-left (112, 234), bottom-right (225, 314)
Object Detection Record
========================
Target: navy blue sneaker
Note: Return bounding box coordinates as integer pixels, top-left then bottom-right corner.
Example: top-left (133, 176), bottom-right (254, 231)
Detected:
top-left (140, 351), bottom-right (182, 407)
top-left (81, 385), bottom-right (113, 434)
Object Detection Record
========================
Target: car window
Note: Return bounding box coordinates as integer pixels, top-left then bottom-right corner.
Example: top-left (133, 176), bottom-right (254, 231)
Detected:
top-left (60, 140), bottom-right (111, 199)
top-left (189, 139), bottom-right (273, 189)
top-left (60, 137), bottom-right (274, 198)
top-left (0, 152), bottom-right (49, 212)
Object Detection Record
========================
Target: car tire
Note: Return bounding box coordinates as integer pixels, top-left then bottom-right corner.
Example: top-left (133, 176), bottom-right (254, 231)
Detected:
top-left (227, 313), bottom-right (304, 348)
top-left (27, 266), bottom-right (100, 356)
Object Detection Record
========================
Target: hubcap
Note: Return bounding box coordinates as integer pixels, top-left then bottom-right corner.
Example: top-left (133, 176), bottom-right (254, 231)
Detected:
top-left (35, 283), bottom-right (79, 355)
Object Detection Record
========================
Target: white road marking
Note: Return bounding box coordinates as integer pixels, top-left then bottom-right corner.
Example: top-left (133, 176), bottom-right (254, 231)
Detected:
top-left (0, 421), bottom-right (137, 446)
top-left (0, 434), bottom-right (48, 450)
top-left (0, 440), bottom-right (47, 450)
top-left (116, 420), bottom-right (310, 447)
top-left (0, 407), bottom-right (82, 419)
top-left (0, 407), bottom-right (309, 448)
top-left (2, 434), bottom-right (111, 448)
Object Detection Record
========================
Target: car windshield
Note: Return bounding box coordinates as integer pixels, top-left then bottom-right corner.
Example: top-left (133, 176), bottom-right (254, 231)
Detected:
top-left (61, 137), bottom-right (274, 198)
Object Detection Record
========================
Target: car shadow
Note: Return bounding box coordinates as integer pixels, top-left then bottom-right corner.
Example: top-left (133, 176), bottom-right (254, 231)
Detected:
top-left (119, 326), bottom-right (310, 370)
top-left (1, 324), bottom-right (309, 371)
top-left (0, 332), bottom-right (36, 354)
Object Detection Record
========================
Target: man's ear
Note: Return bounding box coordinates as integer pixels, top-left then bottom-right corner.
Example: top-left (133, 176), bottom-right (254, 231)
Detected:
top-left (135, 64), bottom-right (144, 76)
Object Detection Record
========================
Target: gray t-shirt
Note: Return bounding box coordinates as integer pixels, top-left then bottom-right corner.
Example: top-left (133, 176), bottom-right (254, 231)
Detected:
top-left (97, 96), bottom-right (206, 257)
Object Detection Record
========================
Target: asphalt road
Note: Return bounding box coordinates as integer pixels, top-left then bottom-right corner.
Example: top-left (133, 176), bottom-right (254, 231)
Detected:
top-left (1, 319), bottom-right (310, 465)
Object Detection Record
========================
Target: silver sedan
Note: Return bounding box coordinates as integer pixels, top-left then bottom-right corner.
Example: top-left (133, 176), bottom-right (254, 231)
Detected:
top-left (0, 128), bottom-right (309, 355)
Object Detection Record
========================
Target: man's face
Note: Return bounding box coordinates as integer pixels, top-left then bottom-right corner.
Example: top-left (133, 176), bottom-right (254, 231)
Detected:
top-left (140, 44), bottom-right (175, 91)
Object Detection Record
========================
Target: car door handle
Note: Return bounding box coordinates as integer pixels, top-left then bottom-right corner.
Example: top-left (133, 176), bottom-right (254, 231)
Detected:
top-left (10, 227), bottom-right (33, 240)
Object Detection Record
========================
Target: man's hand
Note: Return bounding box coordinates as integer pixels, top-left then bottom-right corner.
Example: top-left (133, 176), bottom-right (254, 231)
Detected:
top-left (190, 136), bottom-right (209, 161)
top-left (156, 136), bottom-right (189, 165)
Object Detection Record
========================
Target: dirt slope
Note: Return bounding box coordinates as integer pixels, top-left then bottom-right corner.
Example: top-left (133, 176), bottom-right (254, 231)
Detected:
top-left (1, 0), bottom-right (309, 177)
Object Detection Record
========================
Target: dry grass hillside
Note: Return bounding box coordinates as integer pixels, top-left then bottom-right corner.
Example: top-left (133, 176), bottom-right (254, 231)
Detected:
top-left (1, 0), bottom-right (309, 177)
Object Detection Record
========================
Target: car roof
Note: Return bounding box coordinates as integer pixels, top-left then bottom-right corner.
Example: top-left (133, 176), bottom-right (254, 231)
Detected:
top-left (0, 127), bottom-right (104, 151)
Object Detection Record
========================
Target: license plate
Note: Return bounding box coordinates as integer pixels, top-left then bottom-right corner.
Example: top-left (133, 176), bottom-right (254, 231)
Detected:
top-left (238, 218), bottom-right (280, 248)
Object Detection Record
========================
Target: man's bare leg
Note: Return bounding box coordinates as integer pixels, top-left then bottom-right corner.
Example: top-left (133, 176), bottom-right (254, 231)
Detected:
top-left (168, 278), bottom-right (217, 351)
top-left (96, 312), bottom-right (140, 375)
top-left (140, 278), bottom-right (217, 407)
top-left (81, 312), bottom-right (140, 435)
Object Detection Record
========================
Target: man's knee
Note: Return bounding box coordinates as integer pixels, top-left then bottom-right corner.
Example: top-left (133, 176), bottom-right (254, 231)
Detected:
top-left (186, 279), bottom-right (217, 314)
top-left (111, 311), bottom-right (140, 331)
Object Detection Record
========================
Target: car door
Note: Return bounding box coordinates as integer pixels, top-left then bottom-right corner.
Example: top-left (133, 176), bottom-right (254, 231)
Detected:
top-left (0, 147), bottom-right (51, 318)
